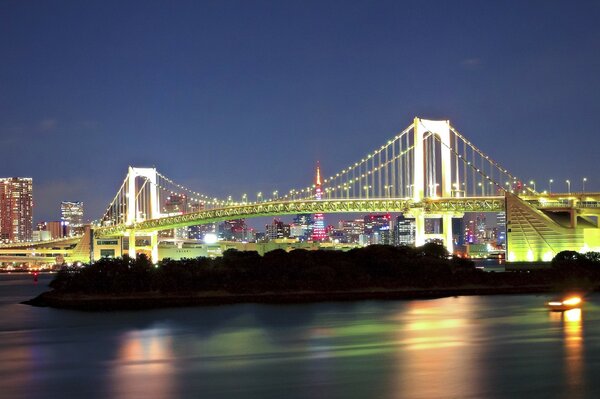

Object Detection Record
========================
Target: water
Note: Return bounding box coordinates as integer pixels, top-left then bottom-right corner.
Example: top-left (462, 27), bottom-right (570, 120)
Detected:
top-left (1, 274), bottom-right (600, 399)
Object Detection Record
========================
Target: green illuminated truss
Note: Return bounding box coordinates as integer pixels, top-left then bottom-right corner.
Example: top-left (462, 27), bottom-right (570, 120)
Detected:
top-left (94, 197), bottom-right (508, 237)
top-left (423, 197), bottom-right (504, 213)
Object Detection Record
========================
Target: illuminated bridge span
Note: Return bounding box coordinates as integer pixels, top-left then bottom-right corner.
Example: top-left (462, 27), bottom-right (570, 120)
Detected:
top-left (4, 118), bottom-right (597, 265)
top-left (86, 117), bottom-right (600, 263)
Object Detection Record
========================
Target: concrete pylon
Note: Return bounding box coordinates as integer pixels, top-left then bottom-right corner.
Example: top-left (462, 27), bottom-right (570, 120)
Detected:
top-left (412, 118), bottom-right (452, 201)
top-left (126, 167), bottom-right (160, 261)
top-left (412, 118), bottom-right (454, 252)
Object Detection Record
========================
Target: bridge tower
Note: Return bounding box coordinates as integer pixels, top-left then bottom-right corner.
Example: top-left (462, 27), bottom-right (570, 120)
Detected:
top-left (126, 167), bottom-right (160, 263)
top-left (412, 118), bottom-right (456, 253)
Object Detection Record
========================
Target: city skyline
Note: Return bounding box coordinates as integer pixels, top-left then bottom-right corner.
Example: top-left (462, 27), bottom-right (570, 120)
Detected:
top-left (2, 1), bottom-right (600, 224)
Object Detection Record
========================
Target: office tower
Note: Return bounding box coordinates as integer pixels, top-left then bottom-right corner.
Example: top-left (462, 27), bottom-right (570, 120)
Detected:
top-left (265, 218), bottom-right (291, 241)
top-left (364, 213), bottom-right (392, 245)
top-left (61, 201), bottom-right (84, 235)
top-left (0, 177), bottom-right (33, 242)
top-left (394, 214), bottom-right (416, 246)
top-left (338, 218), bottom-right (365, 243)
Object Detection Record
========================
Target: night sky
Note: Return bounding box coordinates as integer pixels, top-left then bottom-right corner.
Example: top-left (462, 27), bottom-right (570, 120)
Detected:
top-left (1, 0), bottom-right (599, 224)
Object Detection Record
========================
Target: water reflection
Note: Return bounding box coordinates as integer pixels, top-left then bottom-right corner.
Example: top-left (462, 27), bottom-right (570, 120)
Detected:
top-left (109, 326), bottom-right (176, 399)
top-left (5, 273), bottom-right (600, 399)
top-left (563, 308), bottom-right (583, 397)
top-left (393, 297), bottom-right (485, 399)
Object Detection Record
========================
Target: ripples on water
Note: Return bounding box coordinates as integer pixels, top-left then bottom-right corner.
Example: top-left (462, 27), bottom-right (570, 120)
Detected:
top-left (1, 274), bottom-right (599, 399)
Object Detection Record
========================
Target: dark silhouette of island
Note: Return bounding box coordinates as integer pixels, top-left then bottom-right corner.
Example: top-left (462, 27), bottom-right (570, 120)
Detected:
top-left (24, 244), bottom-right (600, 310)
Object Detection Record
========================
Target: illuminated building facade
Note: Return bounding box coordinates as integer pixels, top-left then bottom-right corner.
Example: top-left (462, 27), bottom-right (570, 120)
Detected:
top-left (394, 214), bottom-right (416, 246)
top-left (188, 223), bottom-right (216, 241)
top-left (219, 219), bottom-right (253, 241)
top-left (338, 219), bottom-right (365, 243)
top-left (290, 214), bottom-right (314, 241)
top-left (311, 163), bottom-right (327, 241)
top-left (364, 213), bottom-right (392, 245)
top-left (61, 201), bottom-right (84, 236)
top-left (160, 194), bottom-right (189, 239)
top-left (41, 221), bottom-right (68, 240)
top-left (266, 218), bottom-right (290, 241)
top-left (0, 177), bottom-right (33, 243)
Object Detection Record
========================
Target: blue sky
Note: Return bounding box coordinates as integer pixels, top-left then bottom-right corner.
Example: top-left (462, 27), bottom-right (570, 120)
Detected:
top-left (1, 0), bottom-right (599, 223)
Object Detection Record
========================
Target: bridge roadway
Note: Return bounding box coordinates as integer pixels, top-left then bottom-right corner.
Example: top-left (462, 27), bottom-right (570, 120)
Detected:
top-left (0, 235), bottom-right (85, 265)
top-left (94, 192), bottom-right (600, 238)
top-left (94, 196), bottom-right (507, 237)
top-left (1, 192), bottom-right (599, 266)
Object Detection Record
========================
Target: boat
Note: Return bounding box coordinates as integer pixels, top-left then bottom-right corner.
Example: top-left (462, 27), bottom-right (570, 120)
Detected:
top-left (545, 295), bottom-right (582, 311)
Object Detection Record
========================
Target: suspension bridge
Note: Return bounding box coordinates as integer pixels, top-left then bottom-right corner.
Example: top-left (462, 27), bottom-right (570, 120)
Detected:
top-left (2, 117), bottom-right (600, 265)
top-left (89, 117), bottom-right (600, 264)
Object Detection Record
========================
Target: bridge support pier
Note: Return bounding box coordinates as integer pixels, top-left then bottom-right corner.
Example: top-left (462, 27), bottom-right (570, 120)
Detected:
top-left (412, 210), bottom-right (455, 254)
top-left (570, 210), bottom-right (578, 228)
top-left (442, 214), bottom-right (454, 254)
top-left (128, 231), bottom-right (136, 258)
top-left (150, 231), bottom-right (158, 264)
top-left (414, 209), bottom-right (426, 247)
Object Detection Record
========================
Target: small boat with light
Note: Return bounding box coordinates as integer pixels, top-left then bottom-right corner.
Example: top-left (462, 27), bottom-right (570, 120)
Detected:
top-left (545, 295), bottom-right (582, 311)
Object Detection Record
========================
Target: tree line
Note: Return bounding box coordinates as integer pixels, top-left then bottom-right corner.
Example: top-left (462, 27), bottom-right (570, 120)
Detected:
top-left (48, 244), bottom-right (600, 295)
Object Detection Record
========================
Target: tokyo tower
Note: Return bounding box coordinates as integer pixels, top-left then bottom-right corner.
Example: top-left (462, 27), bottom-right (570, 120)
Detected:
top-left (311, 162), bottom-right (327, 241)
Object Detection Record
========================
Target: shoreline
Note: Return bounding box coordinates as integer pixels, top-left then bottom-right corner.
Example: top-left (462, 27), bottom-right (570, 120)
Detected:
top-left (24, 285), bottom-right (554, 311)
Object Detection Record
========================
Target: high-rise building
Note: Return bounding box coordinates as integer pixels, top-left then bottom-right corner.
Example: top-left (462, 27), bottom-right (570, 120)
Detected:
top-left (290, 213), bottom-right (313, 241)
top-left (40, 221), bottom-right (68, 240)
top-left (364, 213), bottom-right (392, 245)
top-left (219, 219), bottom-right (252, 241)
top-left (188, 223), bottom-right (216, 241)
top-left (61, 201), bottom-right (84, 236)
top-left (394, 214), bottom-right (416, 246)
top-left (311, 162), bottom-right (327, 241)
top-left (338, 219), bottom-right (365, 243)
top-left (266, 218), bottom-right (291, 241)
top-left (160, 194), bottom-right (189, 239)
top-left (163, 194), bottom-right (188, 214)
top-left (0, 177), bottom-right (33, 242)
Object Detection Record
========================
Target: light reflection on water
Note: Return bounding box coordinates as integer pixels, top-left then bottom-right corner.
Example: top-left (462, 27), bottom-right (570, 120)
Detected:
top-left (392, 297), bottom-right (484, 399)
top-left (109, 327), bottom-right (176, 399)
top-left (563, 308), bottom-right (584, 398)
top-left (3, 274), bottom-right (600, 399)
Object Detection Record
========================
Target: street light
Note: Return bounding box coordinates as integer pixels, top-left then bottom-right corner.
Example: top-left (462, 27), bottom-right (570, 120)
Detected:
top-left (242, 193), bottom-right (247, 203)
top-left (429, 183), bottom-right (440, 198)
top-left (583, 177), bottom-right (587, 192)
top-left (384, 185), bottom-right (393, 197)
top-left (363, 185), bottom-right (371, 199)
top-left (529, 180), bottom-right (536, 192)
top-left (549, 179), bottom-right (553, 194)
top-left (452, 182), bottom-right (463, 198)
top-left (257, 192), bottom-right (262, 202)
top-left (566, 180), bottom-right (571, 194)
top-left (273, 190), bottom-right (278, 200)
